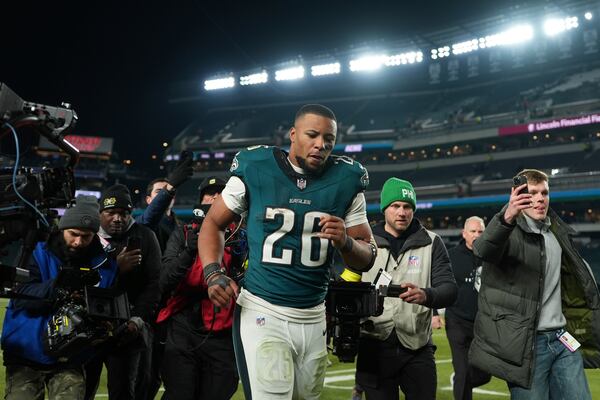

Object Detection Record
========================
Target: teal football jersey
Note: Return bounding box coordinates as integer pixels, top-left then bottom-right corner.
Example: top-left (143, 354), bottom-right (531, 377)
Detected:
top-left (230, 145), bottom-right (369, 308)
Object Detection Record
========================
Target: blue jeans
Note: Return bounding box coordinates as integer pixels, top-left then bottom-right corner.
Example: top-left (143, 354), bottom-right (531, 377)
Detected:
top-left (508, 330), bottom-right (591, 400)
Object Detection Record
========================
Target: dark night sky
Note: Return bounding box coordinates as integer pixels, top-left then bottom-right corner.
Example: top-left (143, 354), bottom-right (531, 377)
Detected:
top-left (2, 0), bottom-right (534, 168)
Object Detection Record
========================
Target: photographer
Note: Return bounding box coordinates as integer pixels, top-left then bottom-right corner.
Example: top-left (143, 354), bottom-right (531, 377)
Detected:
top-left (84, 184), bottom-right (161, 400)
top-left (156, 176), bottom-right (242, 400)
top-left (355, 178), bottom-right (457, 400)
top-left (1, 195), bottom-right (118, 400)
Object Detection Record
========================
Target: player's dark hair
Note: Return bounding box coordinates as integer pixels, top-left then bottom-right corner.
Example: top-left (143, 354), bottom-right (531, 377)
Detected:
top-left (295, 104), bottom-right (336, 123)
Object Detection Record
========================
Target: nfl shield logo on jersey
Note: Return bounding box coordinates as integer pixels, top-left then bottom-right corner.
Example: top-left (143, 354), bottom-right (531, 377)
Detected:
top-left (297, 178), bottom-right (307, 190)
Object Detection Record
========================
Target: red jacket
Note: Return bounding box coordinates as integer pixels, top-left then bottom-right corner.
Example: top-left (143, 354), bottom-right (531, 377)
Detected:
top-left (156, 246), bottom-right (235, 332)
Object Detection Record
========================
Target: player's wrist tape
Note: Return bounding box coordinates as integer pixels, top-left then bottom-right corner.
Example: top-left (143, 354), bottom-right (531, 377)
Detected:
top-left (203, 262), bottom-right (226, 282)
top-left (340, 268), bottom-right (362, 282)
top-left (367, 242), bottom-right (378, 268)
top-left (207, 274), bottom-right (231, 290)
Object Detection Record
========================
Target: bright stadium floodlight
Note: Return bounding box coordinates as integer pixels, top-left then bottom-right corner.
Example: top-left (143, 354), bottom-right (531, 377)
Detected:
top-left (481, 24), bottom-right (534, 48)
top-left (432, 46), bottom-right (451, 59)
top-left (275, 66), bottom-right (305, 81)
top-left (385, 51), bottom-right (424, 66)
top-left (585, 12), bottom-right (593, 20)
top-left (204, 76), bottom-right (235, 91)
top-left (349, 55), bottom-right (386, 72)
top-left (452, 38), bottom-right (479, 55)
top-left (544, 16), bottom-right (579, 36)
top-left (240, 71), bottom-right (269, 86)
top-left (311, 62), bottom-right (341, 76)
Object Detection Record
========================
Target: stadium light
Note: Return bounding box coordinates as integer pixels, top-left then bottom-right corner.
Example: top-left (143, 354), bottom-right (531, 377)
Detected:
top-left (452, 39), bottom-right (479, 55)
top-left (385, 51), bottom-right (424, 66)
top-left (349, 55), bottom-right (386, 72)
top-left (204, 76), bottom-right (235, 91)
top-left (481, 24), bottom-right (534, 48)
top-left (311, 62), bottom-right (341, 76)
top-left (431, 25), bottom-right (533, 60)
top-left (275, 66), bottom-right (305, 81)
top-left (431, 46), bottom-right (450, 60)
top-left (240, 71), bottom-right (268, 86)
top-left (584, 12), bottom-right (593, 20)
top-left (543, 16), bottom-right (579, 36)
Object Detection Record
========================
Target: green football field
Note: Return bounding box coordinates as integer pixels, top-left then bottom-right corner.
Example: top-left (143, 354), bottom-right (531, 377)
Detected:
top-left (0, 299), bottom-right (598, 399)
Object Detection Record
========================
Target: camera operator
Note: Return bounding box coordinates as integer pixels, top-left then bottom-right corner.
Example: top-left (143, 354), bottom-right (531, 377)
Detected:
top-left (156, 176), bottom-right (242, 400)
top-left (1, 195), bottom-right (118, 400)
top-left (355, 178), bottom-right (457, 400)
top-left (84, 184), bottom-right (161, 400)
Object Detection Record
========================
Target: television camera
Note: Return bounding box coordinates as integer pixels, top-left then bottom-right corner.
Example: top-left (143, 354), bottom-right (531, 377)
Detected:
top-left (0, 82), bottom-right (79, 293)
top-left (44, 267), bottom-right (130, 360)
top-left (1, 83), bottom-right (130, 359)
top-left (326, 269), bottom-right (407, 362)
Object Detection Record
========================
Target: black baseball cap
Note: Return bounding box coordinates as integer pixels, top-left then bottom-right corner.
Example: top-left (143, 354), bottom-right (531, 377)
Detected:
top-left (198, 176), bottom-right (227, 197)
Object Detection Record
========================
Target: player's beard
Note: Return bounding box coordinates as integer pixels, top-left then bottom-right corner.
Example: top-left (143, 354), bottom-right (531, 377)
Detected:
top-left (295, 155), bottom-right (323, 175)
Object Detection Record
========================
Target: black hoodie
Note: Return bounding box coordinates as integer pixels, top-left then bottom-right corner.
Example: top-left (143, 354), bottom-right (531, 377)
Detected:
top-left (445, 239), bottom-right (481, 322)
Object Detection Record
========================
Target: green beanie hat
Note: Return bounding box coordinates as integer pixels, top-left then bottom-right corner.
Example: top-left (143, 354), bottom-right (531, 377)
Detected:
top-left (380, 178), bottom-right (416, 212)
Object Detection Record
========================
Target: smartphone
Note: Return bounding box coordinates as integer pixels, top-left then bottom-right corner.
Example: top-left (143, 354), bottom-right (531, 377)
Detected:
top-left (126, 236), bottom-right (141, 252)
top-left (512, 175), bottom-right (529, 194)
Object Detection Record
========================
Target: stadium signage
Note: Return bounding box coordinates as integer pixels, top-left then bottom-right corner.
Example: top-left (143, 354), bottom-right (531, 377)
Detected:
top-left (38, 134), bottom-right (114, 154)
top-left (499, 113), bottom-right (600, 136)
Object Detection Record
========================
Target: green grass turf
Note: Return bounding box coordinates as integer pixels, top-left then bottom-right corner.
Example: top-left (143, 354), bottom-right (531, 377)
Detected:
top-left (0, 300), bottom-right (598, 399)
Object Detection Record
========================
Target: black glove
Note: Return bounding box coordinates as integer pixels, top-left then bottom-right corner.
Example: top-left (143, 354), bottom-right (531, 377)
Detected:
top-left (185, 227), bottom-right (199, 255)
top-left (167, 152), bottom-right (193, 189)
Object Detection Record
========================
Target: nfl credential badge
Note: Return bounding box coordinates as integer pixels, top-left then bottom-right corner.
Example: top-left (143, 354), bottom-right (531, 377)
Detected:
top-left (408, 255), bottom-right (420, 266)
top-left (297, 178), bottom-right (307, 190)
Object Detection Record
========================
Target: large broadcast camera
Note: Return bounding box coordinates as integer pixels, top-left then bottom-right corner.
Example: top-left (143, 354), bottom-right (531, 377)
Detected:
top-left (0, 82), bottom-right (79, 293)
top-left (1, 83), bottom-right (130, 358)
top-left (326, 269), bottom-right (406, 362)
top-left (44, 268), bottom-right (130, 360)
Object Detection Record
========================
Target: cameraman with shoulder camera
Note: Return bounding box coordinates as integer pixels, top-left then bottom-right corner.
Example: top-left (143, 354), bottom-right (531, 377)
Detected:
top-left (84, 184), bottom-right (161, 400)
top-left (157, 176), bottom-right (242, 400)
top-left (1, 195), bottom-right (118, 400)
top-left (355, 178), bottom-right (457, 400)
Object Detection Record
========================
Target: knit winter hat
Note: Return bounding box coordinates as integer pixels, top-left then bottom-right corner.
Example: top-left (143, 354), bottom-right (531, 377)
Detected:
top-left (99, 184), bottom-right (133, 212)
top-left (380, 178), bottom-right (417, 212)
top-left (58, 195), bottom-right (101, 233)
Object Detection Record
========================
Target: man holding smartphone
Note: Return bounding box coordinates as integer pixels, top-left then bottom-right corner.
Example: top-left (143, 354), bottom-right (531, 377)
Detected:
top-left (470, 169), bottom-right (600, 399)
top-left (84, 184), bottom-right (161, 400)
